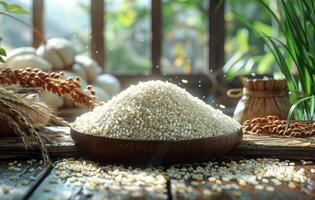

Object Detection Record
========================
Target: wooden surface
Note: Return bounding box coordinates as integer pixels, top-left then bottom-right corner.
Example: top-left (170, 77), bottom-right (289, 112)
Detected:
top-left (1, 126), bottom-right (315, 160)
top-left (0, 127), bottom-right (81, 159)
top-left (0, 160), bottom-right (50, 200)
top-left (29, 160), bottom-right (168, 200)
top-left (1, 127), bottom-right (315, 199)
top-left (70, 128), bottom-right (242, 164)
top-left (0, 158), bottom-right (314, 200)
top-left (232, 134), bottom-right (315, 160)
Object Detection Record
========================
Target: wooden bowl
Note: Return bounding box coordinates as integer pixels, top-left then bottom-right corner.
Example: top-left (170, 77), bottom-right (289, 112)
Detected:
top-left (70, 128), bottom-right (243, 164)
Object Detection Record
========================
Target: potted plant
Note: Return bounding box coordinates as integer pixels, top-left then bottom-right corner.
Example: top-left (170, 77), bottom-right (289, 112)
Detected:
top-left (234, 0), bottom-right (315, 120)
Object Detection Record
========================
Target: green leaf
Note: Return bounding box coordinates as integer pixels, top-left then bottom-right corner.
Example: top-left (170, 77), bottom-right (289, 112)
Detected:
top-left (257, 53), bottom-right (274, 74)
top-left (0, 47), bottom-right (6, 56)
top-left (5, 4), bottom-right (30, 14)
top-left (284, 95), bottom-right (315, 134)
top-left (253, 22), bottom-right (273, 36)
top-left (0, 56), bottom-right (4, 63)
top-left (236, 29), bottom-right (249, 54)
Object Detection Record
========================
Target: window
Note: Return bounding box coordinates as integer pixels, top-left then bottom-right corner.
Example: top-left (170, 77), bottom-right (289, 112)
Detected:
top-left (105, 0), bottom-right (151, 74)
top-left (44, 0), bottom-right (90, 53)
top-left (224, 0), bottom-right (277, 80)
top-left (3, 0), bottom-right (224, 98)
top-left (162, 0), bottom-right (208, 75)
top-left (0, 0), bottom-right (32, 50)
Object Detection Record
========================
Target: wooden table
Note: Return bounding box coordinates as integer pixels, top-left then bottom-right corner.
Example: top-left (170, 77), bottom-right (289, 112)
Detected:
top-left (0, 127), bottom-right (315, 200)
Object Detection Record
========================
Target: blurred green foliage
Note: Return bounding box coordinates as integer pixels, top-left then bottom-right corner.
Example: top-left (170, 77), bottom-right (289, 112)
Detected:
top-left (235, 0), bottom-right (315, 120)
top-left (105, 0), bottom-right (150, 74)
top-left (162, 0), bottom-right (208, 74)
top-left (224, 0), bottom-right (279, 79)
top-left (0, 0), bottom-right (30, 62)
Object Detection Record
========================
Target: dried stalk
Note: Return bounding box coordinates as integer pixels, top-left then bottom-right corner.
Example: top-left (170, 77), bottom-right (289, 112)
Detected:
top-left (0, 68), bottom-right (98, 163)
top-left (0, 87), bottom-right (67, 164)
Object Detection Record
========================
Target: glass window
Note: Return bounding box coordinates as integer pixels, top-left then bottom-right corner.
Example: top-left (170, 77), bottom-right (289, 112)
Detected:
top-left (224, 0), bottom-right (277, 80)
top-left (105, 0), bottom-right (151, 74)
top-left (162, 0), bottom-right (208, 75)
top-left (0, 0), bottom-right (32, 50)
top-left (45, 0), bottom-right (90, 54)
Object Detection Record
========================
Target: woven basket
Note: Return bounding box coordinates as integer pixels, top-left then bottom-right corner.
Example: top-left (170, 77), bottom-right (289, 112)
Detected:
top-left (227, 76), bottom-right (291, 124)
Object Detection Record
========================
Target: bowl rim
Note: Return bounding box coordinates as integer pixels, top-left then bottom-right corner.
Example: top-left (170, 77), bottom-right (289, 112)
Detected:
top-left (70, 127), bottom-right (243, 144)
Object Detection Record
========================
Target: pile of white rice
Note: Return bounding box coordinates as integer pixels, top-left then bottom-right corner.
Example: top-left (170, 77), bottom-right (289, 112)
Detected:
top-left (72, 81), bottom-right (240, 140)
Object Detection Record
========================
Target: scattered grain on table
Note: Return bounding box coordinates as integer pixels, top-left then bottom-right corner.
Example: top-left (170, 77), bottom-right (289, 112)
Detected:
top-left (54, 158), bottom-right (168, 197)
top-left (168, 158), bottom-right (312, 195)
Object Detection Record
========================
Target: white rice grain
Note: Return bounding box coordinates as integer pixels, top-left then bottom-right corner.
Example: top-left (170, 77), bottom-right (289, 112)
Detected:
top-left (73, 81), bottom-right (240, 140)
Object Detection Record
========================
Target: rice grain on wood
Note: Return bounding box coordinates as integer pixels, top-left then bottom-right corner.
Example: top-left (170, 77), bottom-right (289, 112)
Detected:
top-left (73, 81), bottom-right (240, 140)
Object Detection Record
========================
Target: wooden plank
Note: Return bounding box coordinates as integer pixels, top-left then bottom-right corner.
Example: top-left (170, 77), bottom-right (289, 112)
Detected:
top-left (0, 127), bottom-right (81, 159)
top-left (169, 158), bottom-right (315, 200)
top-left (151, 0), bottom-right (162, 75)
top-left (208, 0), bottom-right (225, 96)
top-left (32, 0), bottom-right (44, 48)
top-left (0, 160), bottom-right (51, 200)
top-left (29, 159), bottom-right (168, 200)
top-left (230, 134), bottom-right (315, 160)
top-left (1, 126), bottom-right (315, 160)
top-left (91, 0), bottom-right (105, 69)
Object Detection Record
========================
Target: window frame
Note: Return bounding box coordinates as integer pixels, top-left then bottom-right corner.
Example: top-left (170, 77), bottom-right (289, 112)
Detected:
top-left (32, 0), bottom-right (225, 95)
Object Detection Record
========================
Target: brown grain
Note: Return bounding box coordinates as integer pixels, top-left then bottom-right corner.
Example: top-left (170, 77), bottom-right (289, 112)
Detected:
top-left (242, 115), bottom-right (314, 137)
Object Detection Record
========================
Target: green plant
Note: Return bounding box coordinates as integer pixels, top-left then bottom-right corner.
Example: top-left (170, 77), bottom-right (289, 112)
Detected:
top-left (284, 95), bottom-right (315, 134)
top-left (224, 0), bottom-right (279, 80)
top-left (0, 1), bottom-right (30, 62)
top-left (235, 0), bottom-right (315, 120)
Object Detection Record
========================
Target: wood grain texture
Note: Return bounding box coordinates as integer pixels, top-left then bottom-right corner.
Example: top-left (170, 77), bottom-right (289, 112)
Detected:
top-left (70, 128), bottom-right (242, 164)
top-left (1, 127), bottom-right (315, 160)
top-left (209, 0), bottom-right (225, 96)
top-left (0, 127), bottom-right (81, 159)
top-left (171, 180), bottom-right (315, 200)
top-left (231, 134), bottom-right (315, 160)
top-left (0, 159), bottom-right (314, 199)
top-left (91, 0), bottom-right (105, 69)
top-left (170, 159), bottom-right (315, 200)
top-left (151, 0), bottom-right (162, 75)
top-left (32, 0), bottom-right (44, 48)
top-left (0, 160), bottom-right (51, 200)
top-left (29, 161), bottom-right (168, 200)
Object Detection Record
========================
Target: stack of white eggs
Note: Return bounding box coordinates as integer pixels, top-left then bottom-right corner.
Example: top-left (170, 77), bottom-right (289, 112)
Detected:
top-left (1, 37), bottom-right (121, 109)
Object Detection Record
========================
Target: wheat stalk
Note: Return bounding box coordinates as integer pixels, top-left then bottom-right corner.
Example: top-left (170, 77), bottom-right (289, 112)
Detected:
top-left (0, 68), bottom-right (98, 164)
top-left (0, 86), bottom-right (68, 164)
top-left (0, 67), bottom-right (97, 108)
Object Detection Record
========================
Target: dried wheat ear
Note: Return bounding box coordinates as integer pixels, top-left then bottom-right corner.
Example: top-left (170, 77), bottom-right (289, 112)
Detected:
top-left (0, 67), bottom-right (97, 108)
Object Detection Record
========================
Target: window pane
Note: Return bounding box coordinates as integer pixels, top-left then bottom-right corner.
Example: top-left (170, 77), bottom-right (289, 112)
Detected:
top-left (45, 0), bottom-right (90, 54)
top-left (106, 0), bottom-right (151, 74)
top-left (0, 0), bottom-right (32, 50)
top-left (162, 0), bottom-right (208, 75)
top-left (224, 0), bottom-right (276, 80)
